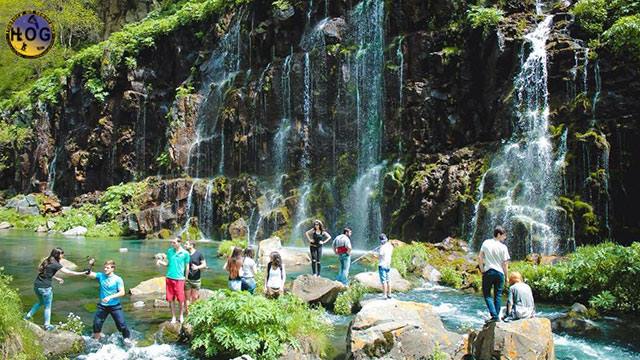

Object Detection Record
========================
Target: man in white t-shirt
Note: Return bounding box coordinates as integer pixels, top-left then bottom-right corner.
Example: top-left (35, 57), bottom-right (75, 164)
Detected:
top-left (376, 234), bottom-right (394, 299)
top-left (478, 226), bottom-right (510, 323)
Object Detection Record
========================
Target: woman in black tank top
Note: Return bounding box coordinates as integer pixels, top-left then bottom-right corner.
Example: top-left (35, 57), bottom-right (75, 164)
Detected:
top-left (305, 220), bottom-right (332, 276)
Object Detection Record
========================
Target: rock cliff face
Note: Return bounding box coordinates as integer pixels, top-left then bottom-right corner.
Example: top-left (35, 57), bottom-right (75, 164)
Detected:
top-left (1, 0), bottom-right (638, 248)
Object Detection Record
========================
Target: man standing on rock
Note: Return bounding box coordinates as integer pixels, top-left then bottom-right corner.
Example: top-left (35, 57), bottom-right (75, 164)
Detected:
top-left (86, 260), bottom-right (131, 341)
top-left (377, 234), bottom-right (394, 299)
top-left (333, 227), bottom-right (352, 286)
top-left (156, 237), bottom-right (190, 323)
top-left (478, 226), bottom-right (510, 323)
top-left (184, 240), bottom-right (207, 311)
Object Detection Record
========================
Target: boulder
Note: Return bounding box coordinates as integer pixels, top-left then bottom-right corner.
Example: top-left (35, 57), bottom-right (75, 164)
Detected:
top-left (353, 269), bottom-right (412, 292)
top-left (156, 321), bottom-right (185, 343)
top-left (551, 304), bottom-right (600, 337)
top-left (433, 237), bottom-right (470, 253)
top-left (130, 276), bottom-right (166, 296)
top-left (421, 264), bottom-right (442, 283)
top-left (258, 237), bottom-right (311, 268)
top-left (348, 299), bottom-right (465, 359)
top-left (62, 226), bottom-right (87, 236)
top-left (229, 217), bottom-right (248, 240)
top-left (134, 204), bottom-right (177, 235)
top-left (570, 303), bottom-right (588, 314)
top-left (25, 321), bottom-right (85, 358)
top-left (198, 288), bottom-right (215, 300)
top-left (470, 318), bottom-right (554, 360)
top-left (35, 224), bottom-right (48, 232)
top-left (0, 221), bottom-right (12, 229)
top-left (60, 258), bottom-right (78, 270)
top-left (17, 206), bottom-right (40, 216)
top-left (318, 17), bottom-right (347, 41)
top-left (291, 275), bottom-right (346, 307)
top-left (133, 301), bottom-right (145, 308)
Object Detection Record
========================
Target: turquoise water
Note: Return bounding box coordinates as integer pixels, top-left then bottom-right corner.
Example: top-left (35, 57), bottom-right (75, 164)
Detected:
top-left (1, 230), bottom-right (638, 359)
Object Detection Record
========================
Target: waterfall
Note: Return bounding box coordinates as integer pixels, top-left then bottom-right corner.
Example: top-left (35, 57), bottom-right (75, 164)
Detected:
top-left (180, 180), bottom-right (197, 236)
top-left (186, 19), bottom-right (241, 178)
top-left (397, 36), bottom-right (404, 107)
top-left (582, 48), bottom-right (589, 94)
top-left (200, 179), bottom-right (214, 239)
top-left (47, 150), bottom-right (58, 192)
top-left (291, 183), bottom-right (312, 245)
top-left (274, 54), bottom-right (293, 192)
top-left (346, 0), bottom-right (385, 248)
top-left (470, 16), bottom-right (567, 257)
top-left (590, 60), bottom-right (601, 126)
top-left (135, 92), bottom-right (148, 179)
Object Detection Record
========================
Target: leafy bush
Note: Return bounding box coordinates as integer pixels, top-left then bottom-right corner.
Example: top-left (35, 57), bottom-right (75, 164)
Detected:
top-left (50, 206), bottom-right (97, 232)
top-left (439, 267), bottom-right (463, 289)
top-left (85, 220), bottom-right (124, 238)
top-left (391, 242), bottom-right (431, 277)
top-left (334, 282), bottom-right (369, 315)
top-left (99, 181), bottom-right (147, 220)
top-left (0, 270), bottom-right (44, 360)
top-left (187, 291), bottom-right (332, 359)
top-left (572, 0), bottom-right (608, 37)
top-left (467, 6), bottom-right (504, 37)
top-left (56, 313), bottom-right (85, 335)
top-left (0, 208), bottom-right (46, 230)
top-left (217, 239), bottom-right (248, 258)
top-left (603, 15), bottom-right (640, 62)
top-left (511, 242), bottom-right (640, 312)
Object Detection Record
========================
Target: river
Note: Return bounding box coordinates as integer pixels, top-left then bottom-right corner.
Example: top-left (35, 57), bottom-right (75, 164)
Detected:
top-left (0, 230), bottom-right (638, 359)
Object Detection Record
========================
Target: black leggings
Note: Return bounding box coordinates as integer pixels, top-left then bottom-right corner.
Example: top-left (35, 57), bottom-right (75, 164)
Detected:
top-left (310, 246), bottom-right (322, 275)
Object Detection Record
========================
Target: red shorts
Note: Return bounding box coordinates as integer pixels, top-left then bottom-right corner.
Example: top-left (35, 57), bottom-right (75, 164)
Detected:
top-left (166, 278), bottom-right (185, 302)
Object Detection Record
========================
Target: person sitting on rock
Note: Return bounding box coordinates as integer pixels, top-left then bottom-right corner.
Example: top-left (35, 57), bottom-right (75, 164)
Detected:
top-left (241, 247), bottom-right (258, 294)
top-left (502, 271), bottom-right (535, 321)
top-left (223, 247), bottom-right (243, 291)
top-left (264, 251), bottom-right (286, 298)
top-left (85, 260), bottom-right (132, 342)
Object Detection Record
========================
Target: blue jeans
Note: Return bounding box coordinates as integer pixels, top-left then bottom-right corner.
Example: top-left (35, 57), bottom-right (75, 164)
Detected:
top-left (482, 269), bottom-right (505, 319)
top-left (93, 303), bottom-right (130, 338)
top-left (337, 254), bottom-right (351, 285)
top-left (241, 277), bottom-right (256, 294)
top-left (27, 287), bottom-right (53, 326)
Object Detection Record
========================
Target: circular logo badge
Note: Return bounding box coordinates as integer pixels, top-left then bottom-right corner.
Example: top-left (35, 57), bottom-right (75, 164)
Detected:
top-left (5, 11), bottom-right (55, 59)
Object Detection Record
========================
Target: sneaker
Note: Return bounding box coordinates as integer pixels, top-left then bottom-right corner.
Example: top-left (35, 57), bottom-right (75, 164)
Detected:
top-left (123, 338), bottom-right (136, 347)
top-left (44, 325), bottom-right (56, 331)
top-left (170, 317), bottom-right (177, 324)
top-left (22, 314), bottom-right (31, 321)
top-left (484, 318), bottom-right (498, 325)
top-left (386, 295), bottom-right (392, 300)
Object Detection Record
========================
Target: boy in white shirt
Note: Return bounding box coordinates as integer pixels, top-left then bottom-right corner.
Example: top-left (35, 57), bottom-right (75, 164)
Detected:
top-left (377, 234), bottom-right (394, 299)
top-left (478, 226), bottom-right (510, 323)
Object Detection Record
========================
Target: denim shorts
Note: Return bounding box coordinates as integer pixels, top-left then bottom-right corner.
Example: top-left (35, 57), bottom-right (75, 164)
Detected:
top-left (378, 266), bottom-right (390, 284)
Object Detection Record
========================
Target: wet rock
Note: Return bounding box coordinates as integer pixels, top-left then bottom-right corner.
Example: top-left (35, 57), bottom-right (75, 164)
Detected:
top-left (551, 303), bottom-right (601, 337)
top-left (421, 264), bottom-right (442, 283)
top-left (25, 321), bottom-right (85, 358)
top-left (130, 276), bottom-right (166, 296)
top-left (353, 269), bottom-right (412, 292)
top-left (133, 301), bottom-right (145, 308)
top-left (228, 217), bottom-right (248, 240)
top-left (348, 299), bottom-right (465, 359)
top-left (258, 236), bottom-right (311, 267)
top-left (291, 274), bottom-right (346, 307)
top-left (318, 17), bottom-right (347, 42)
top-left (570, 303), bottom-right (588, 314)
top-left (62, 226), bottom-right (88, 236)
top-left (433, 237), bottom-right (470, 252)
top-left (470, 318), bottom-right (554, 360)
top-left (273, 3), bottom-right (294, 20)
top-left (156, 321), bottom-right (188, 344)
top-left (0, 221), bottom-right (12, 229)
top-left (60, 259), bottom-right (78, 270)
top-left (17, 205), bottom-right (40, 216)
top-left (133, 204), bottom-right (177, 235)
top-left (35, 224), bottom-right (48, 232)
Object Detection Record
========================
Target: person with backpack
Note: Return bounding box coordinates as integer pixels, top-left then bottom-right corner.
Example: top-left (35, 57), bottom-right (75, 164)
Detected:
top-left (264, 251), bottom-right (286, 298)
top-left (333, 227), bottom-right (352, 285)
top-left (24, 247), bottom-right (86, 330)
top-left (304, 219), bottom-right (332, 276)
top-left (223, 247), bottom-right (243, 291)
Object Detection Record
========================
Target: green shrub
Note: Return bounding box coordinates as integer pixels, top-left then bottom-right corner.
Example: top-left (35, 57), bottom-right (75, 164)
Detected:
top-left (391, 243), bottom-right (431, 277)
top-left (99, 181), bottom-right (147, 220)
top-left (85, 220), bottom-right (124, 238)
top-left (572, 0), bottom-right (608, 37)
top-left (0, 270), bottom-right (44, 360)
top-left (0, 208), bottom-right (46, 230)
top-left (187, 291), bottom-right (332, 359)
top-left (56, 313), bottom-right (85, 335)
top-left (50, 206), bottom-right (97, 232)
top-left (217, 239), bottom-right (248, 257)
top-left (467, 6), bottom-right (504, 37)
top-left (511, 242), bottom-right (640, 312)
top-left (603, 15), bottom-right (640, 62)
top-left (334, 282), bottom-right (369, 315)
top-left (439, 267), bottom-right (463, 289)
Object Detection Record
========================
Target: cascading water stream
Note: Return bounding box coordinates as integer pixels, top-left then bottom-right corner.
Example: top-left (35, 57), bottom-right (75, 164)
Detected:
top-left (346, 0), bottom-right (385, 249)
top-left (135, 92), bottom-right (148, 179)
top-left (470, 16), bottom-right (568, 257)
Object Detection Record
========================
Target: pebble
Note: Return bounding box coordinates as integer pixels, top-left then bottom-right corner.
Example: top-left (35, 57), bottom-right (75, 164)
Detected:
top-left (119, 248), bottom-right (128, 253)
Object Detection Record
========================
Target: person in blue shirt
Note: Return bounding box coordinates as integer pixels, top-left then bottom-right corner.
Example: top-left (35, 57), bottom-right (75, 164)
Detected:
top-left (86, 260), bottom-right (131, 341)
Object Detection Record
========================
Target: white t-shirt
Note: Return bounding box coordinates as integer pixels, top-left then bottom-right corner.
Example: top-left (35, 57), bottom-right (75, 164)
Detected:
top-left (266, 263), bottom-right (285, 289)
top-left (378, 242), bottom-right (393, 269)
top-left (241, 257), bottom-right (257, 278)
top-left (480, 238), bottom-right (510, 273)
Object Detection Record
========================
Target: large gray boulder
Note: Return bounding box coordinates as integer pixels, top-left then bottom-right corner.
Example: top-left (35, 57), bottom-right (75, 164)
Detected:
top-left (25, 321), bottom-right (85, 358)
top-left (347, 299), bottom-right (466, 359)
top-left (291, 274), bottom-right (346, 307)
top-left (62, 226), bottom-right (87, 236)
top-left (470, 318), bottom-right (555, 360)
top-left (258, 237), bottom-right (311, 268)
top-left (0, 221), bottom-right (12, 229)
top-left (353, 268), bottom-right (412, 292)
